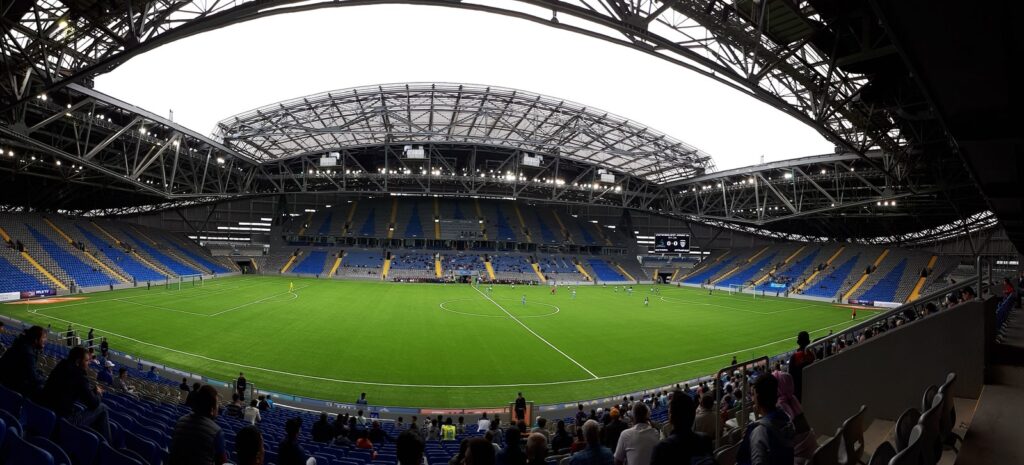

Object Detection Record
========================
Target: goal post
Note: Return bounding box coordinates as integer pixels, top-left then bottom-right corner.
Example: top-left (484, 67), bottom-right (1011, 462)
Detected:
top-left (165, 274), bottom-right (204, 290)
top-left (728, 283), bottom-right (758, 298)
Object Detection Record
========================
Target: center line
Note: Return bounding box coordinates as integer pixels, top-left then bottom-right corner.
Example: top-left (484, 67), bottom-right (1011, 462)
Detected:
top-left (472, 285), bottom-right (598, 379)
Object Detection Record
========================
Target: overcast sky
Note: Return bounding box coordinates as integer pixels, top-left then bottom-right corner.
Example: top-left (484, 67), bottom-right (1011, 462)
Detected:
top-left (95, 5), bottom-right (833, 171)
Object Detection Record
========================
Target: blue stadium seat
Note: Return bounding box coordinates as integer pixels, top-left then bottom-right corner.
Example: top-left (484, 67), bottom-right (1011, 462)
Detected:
top-left (57, 418), bottom-right (99, 465)
top-left (0, 409), bottom-right (22, 438)
top-left (122, 231), bottom-right (200, 276)
top-left (167, 241), bottom-right (230, 274)
top-left (27, 436), bottom-right (72, 465)
top-left (718, 253), bottom-right (777, 288)
top-left (98, 442), bottom-right (144, 465)
top-left (26, 224), bottom-right (112, 287)
top-left (0, 253), bottom-right (46, 294)
top-left (292, 251), bottom-right (329, 275)
top-left (0, 384), bottom-right (24, 416)
top-left (74, 225), bottom-right (164, 282)
top-left (123, 430), bottom-right (161, 465)
top-left (20, 399), bottom-right (57, 438)
top-left (683, 257), bottom-right (737, 284)
top-left (586, 258), bottom-right (626, 282)
top-left (7, 427), bottom-right (55, 465)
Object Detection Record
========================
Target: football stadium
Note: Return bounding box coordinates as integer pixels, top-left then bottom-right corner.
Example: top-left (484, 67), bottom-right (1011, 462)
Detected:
top-left (0, 2), bottom-right (1020, 465)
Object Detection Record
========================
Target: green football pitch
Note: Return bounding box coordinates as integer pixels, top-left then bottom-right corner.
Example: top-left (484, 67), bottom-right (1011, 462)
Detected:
top-left (0, 276), bottom-right (874, 407)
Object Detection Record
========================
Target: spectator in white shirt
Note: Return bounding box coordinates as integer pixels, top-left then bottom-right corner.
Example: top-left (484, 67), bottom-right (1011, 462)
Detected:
top-left (477, 413), bottom-right (491, 433)
top-left (613, 402), bottom-right (659, 465)
top-left (243, 399), bottom-right (262, 425)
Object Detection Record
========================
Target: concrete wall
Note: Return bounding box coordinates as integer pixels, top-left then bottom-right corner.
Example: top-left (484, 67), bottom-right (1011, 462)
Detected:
top-left (802, 297), bottom-right (990, 434)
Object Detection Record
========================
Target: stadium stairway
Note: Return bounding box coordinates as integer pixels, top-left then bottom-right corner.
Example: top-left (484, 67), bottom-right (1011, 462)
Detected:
top-left (116, 225), bottom-right (200, 277)
top-left (752, 245), bottom-right (807, 288)
top-left (856, 258), bottom-right (910, 303)
top-left (907, 255), bottom-right (939, 302)
top-left (717, 251), bottom-right (778, 289)
top-left (159, 231), bottom-right (234, 274)
top-left (585, 258), bottom-right (627, 282)
top-left (1, 220), bottom-right (73, 290)
top-left (279, 251), bottom-right (301, 273)
top-left (512, 203), bottom-right (533, 243)
top-left (130, 224), bottom-right (221, 275)
top-left (800, 253), bottom-right (863, 298)
top-left (381, 254), bottom-right (392, 280)
top-left (291, 250), bottom-right (330, 275)
top-left (793, 245), bottom-right (846, 293)
top-left (678, 250), bottom-right (729, 283)
top-left (473, 199), bottom-right (489, 241)
top-left (49, 217), bottom-right (136, 282)
top-left (386, 199), bottom-right (399, 240)
top-left (74, 223), bottom-right (167, 283)
top-left (756, 247), bottom-right (821, 293)
top-left (842, 248), bottom-right (891, 302)
top-left (528, 210), bottom-right (559, 245)
top-left (432, 198), bottom-right (442, 240)
top-left (342, 200), bottom-right (358, 236)
top-left (42, 217), bottom-right (130, 285)
top-left (24, 224), bottom-right (115, 288)
top-left (91, 221), bottom-right (175, 278)
top-left (550, 210), bottom-right (573, 244)
top-left (328, 252), bottom-right (344, 277)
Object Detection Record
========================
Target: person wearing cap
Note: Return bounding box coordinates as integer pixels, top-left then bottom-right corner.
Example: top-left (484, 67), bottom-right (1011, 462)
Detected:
top-left (601, 407), bottom-right (628, 452)
top-left (96, 359), bottom-right (115, 385)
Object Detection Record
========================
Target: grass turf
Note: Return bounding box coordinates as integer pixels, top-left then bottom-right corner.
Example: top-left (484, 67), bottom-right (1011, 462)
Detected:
top-left (0, 276), bottom-right (875, 407)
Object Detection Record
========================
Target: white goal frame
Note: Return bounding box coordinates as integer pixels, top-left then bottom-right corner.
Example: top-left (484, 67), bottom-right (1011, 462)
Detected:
top-left (165, 274), bottom-right (204, 290)
top-left (727, 284), bottom-right (757, 298)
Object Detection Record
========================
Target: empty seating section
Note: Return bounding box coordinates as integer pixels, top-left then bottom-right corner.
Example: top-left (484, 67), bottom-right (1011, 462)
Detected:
top-left (121, 230), bottom-right (201, 276)
top-left (757, 249), bottom-right (820, 292)
top-left (358, 209), bottom-right (377, 237)
top-left (390, 252), bottom-right (434, 270)
top-left (343, 251), bottom-right (383, 268)
top-left (0, 251), bottom-right (45, 292)
top-left (586, 258), bottom-right (626, 281)
top-left (491, 205), bottom-right (517, 241)
top-left (490, 254), bottom-right (530, 273)
top-left (404, 204), bottom-right (425, 238)
top-left (537, 255), bottom-right (577, 275)
top-left (574, 220), bottom-right (597, 245)
top-left (718, 253), bottom-right (777, 288)
top-left (858, 258), bottom-right (908, 303)
top-left (75, 225), bottom-right (164, 282)
top-left (683, 257), bottom-right (736, 284)
top-left (316, 212), bottom-right (334, 236)
top-left (532, 211), bottom-right (559, 244)
top-left (291, 251), bottom-right (329, 275)
top-left (446, 254), bottom-right (482, 273)
top-left (26, 225), bottom-right (112, 287)
top-left (803, 254), bottom-right (861, 298)
top-left (167, 241), bottom-right (231, 274)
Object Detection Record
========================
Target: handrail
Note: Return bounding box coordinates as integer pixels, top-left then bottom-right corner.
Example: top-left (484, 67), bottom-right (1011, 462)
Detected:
top-left (713, 356), bottom-right (768, 445)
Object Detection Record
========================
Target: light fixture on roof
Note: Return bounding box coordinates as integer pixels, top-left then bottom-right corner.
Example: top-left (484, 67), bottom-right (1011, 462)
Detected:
top-left (216, 157), bottom-right (226, 164)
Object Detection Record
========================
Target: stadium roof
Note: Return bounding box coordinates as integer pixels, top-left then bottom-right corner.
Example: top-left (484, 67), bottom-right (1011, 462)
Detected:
top-left (213, 83), bottom-right (715, 184)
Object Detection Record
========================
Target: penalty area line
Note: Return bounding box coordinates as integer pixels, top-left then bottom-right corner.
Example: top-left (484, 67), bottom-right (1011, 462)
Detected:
top-left (471, 285), bottom-right (598, 379)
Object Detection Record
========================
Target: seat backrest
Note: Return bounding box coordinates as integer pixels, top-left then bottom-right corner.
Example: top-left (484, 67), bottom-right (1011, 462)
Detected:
top-left (0, 408), bottom-right (22, 437)
top-left (839, 405), bottom-right (867, 465)
top-left (921, 385), bottom-right (938, 412)
top-left (889, 425), bottom-right (923, 465)
top-left (28, 436), bottom-right (73, 465)
top-left (812, 430), bottom-right (843, 465)
top-left (867, 441), bottom-right (896, 465)
top-left (917, 394), bottom-right (944, 465)
top-left (937, 373), bottom-right (957, 435)
top-left (8, 427), bottom-right (56, 465)
top-left (99, 442), bottom-right (145, 465)
top-left (124, 430), bottom-right (160, 465)
top-left (22, 399), bottom-right (58, 438)
top-left (894, 408), bottom-right (920, 452)
top-left (713, 441), bottom-right (741, 465)
top-left (0, 383), bottom-right (24, 415)
top-left (57, 417), bottom-right (99, 465)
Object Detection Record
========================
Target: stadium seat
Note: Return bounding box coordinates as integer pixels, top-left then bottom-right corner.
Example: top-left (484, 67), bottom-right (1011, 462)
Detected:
top-left (712, 442), bottom-right (740, 465)
top-left (0, 384), bottom-right (24, 416)
top-left (837, 405), bottom-right (866, 465)
top-left (57, 418), bottom-right (99, 465)
top-left (917, 394), bottom-right (943, 465)
top-left (21, 400), bottom-right (57, 438)
top-left (894, 408), bottom-right (920, 452)
top-left (921, 385), bottom-right (938, 412)
top-left (0, 409), bottom-right (22, 438)
top-left (6, 427), bottom-right (55, 465)
top-left (866, 441), bottom-right (896, 465)
top-left (97, 442), bottom-right (145, 465)
top-left (28, 436), bottom-right (72, 465)
top-left (123, 430), bottom-right (161, 465)
top-left (936, 373), bottom-right (961, 450)
top-left (811, 429), bottom-right (843, 465)
top-left (889, 425), bottom-right (923, 465)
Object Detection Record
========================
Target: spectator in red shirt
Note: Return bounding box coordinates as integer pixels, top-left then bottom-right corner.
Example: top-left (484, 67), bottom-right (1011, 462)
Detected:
top-left (787, 331), bottom-right (816, 401)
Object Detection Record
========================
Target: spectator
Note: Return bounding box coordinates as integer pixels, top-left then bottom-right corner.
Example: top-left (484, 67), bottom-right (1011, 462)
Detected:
top-left (526, 433), bottom-right (548, 465)
top-left (570, 423), bottom-right (587, 453)
top-left (774, 372), bottom-right (816, 462)
top-left (224, 394), bottom-right (244, 419)
top-left (179, 377), bottom-right (190, 392)
top-left (357, 392), bottom-right (369, 405)
top-left (466, 437), bottom-right (498, 465)
top-left (146, 365), bottom-right (159, 381)
top-left (313, 412), bottom-right (334, 443)
top-left (613, 402), bottom-right (658, 465)
top-left (458, 416), bottom-right (467, 434)
top-left (601, 408), bottom-right (628, 452)
top-left (41, 346), bottom-right (112, 440)
top-left (477, 413), bottom-right (491, 433)
top-left (356, 430), bottom-right (378, 459)
top-left (0, 325), bottom-right (46, 398)
top-left (550, 419), bottom-right (573, 453)
top-left (235, 425), bottom-right (265, 465)
top-left (236, 372), bottom-right (247, 400)
top-left (244, 399), bottom-right (262, 425)
top-left (693, 394), bottom-right (717, 437)
top-left (450, 439), bottom-right (471, 465)
top-left (787, 331), bottom-right (816, 401)
top-left (370, 420), bottom-right (391, 444)
top-left (114, 367), bottom-right (136, 394)
top-left (168, 385), bottom-right (228, 465)
top-left (497, 426), bottom-right (527, 465)
top-left (569, 420), bottom-right (614, 465)
top-left (443, 417), bottom-right (458, 441)
top-left (961, 286), bottom-right (976, 301)
top-left (736, 374), bottom-right (795, 465)
top-left (99, 337), bottom-right (109, 357)
top-left (514, 392), bottom-right (527, 422)
top-left (397, 430), bottom-right (426, 465)
top-left (95, 360), bottom-right (114, 385)
top-left (575, 404), bottom-right (588, 426)
top-left (531, 417), bottom-right (550, 442)
top-left (277, 417), bottom-right (309, 465)
top-left (650, 391), bottom-right (713, 465)
top-left (257, 395), bottom-right (271, 411)
top-left (184, 382), bottom-right (201, 409)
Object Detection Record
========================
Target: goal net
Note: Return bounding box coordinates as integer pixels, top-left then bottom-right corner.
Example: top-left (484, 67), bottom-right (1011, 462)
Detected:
top-left (727, 284), bottom-right (754, 296)
top-left (165, 274), bottom-right (204, 290)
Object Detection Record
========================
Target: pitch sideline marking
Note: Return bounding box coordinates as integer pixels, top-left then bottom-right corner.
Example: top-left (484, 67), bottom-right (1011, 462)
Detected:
top-left (20, 308), bottom-right (858, 389)
top-left (656, 295), bottom-right (822, 315)
top-left (208, 286), bottom-right (309, 317)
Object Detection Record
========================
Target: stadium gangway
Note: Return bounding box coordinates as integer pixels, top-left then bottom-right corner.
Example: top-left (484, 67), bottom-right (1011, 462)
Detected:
top-left (713, 356), bottom-right (769, 446)
top-left (805, 256), bottom-right (985, 361)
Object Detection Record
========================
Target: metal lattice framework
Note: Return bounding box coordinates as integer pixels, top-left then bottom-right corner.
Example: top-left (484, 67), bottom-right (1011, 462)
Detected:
top-left (1, 0), bottom-right (903, 171)
top-left (215, 83), bottom-right (713, 184)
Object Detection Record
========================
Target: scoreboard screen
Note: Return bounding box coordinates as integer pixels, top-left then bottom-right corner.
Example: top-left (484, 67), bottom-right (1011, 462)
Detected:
top-left (654, 234), bottom-right (690, 253)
